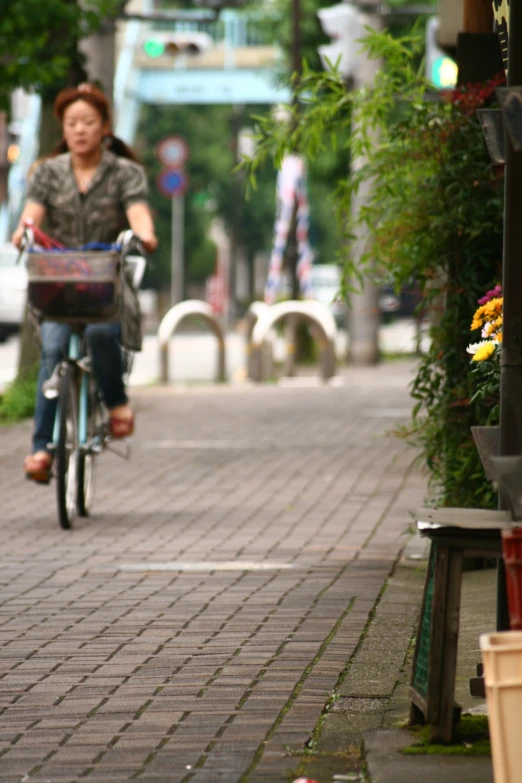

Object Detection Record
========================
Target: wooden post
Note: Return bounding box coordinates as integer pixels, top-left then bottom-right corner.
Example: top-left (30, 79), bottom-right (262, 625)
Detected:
top-left (463, 0), bottom-right (493, 33)
top-left (498, 0), bottom-right (522, 630)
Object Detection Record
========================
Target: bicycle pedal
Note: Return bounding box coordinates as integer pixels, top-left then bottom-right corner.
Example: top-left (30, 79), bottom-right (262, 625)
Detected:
top-left (106, 439), bottom-right (132, 460)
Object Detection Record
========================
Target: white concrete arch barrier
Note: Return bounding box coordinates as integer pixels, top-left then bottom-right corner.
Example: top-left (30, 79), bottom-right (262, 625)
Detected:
top-left (244, 302), bottom-right (274, 381)
top-left (250, 300), bottom-right (337, 382)
top-left (158, 300), bottom-right (226, 383)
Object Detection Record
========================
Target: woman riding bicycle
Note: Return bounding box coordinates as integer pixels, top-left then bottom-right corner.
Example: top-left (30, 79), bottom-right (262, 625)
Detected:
top-left (12, 83), bottom-right (158, 483)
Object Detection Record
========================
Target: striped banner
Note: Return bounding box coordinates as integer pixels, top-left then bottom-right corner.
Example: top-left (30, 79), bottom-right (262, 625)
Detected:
top-left (265, 154), bottom-right (314, 305)
top-left (493, 0), bottom-right (509, 73)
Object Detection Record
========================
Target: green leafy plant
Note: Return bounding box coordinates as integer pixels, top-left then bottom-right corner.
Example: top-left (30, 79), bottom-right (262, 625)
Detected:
top-left (244, 27), bottom-right (504, 507)
top-left (0, 366), bottom-right (38, 423)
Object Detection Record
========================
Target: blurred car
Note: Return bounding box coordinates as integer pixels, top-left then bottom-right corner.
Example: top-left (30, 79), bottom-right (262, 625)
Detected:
top-left (309, 264), bottom-right (347, 329)
top-left (378, 283), bottom-right (422, 319)
top-left (0, 243), bottom-right (27, 342)
top-left (280, 264), bottom-right (347, 328)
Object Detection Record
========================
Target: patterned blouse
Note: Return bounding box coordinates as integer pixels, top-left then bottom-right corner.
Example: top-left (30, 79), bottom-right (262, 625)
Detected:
top-left (26, 150), bottom-right (149, 247)
top-left (26, 150), bottom-right (148, 350)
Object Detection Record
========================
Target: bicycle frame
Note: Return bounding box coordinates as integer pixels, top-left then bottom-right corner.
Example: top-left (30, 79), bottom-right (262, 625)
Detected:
top-left (49, 332), bottom-right (107, 454)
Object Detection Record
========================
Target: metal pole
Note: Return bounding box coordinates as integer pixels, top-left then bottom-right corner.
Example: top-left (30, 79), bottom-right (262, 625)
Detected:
top-left (497, 1), bottom-right (522, 631)
top-left (171, 196), bottom-right (184, 307)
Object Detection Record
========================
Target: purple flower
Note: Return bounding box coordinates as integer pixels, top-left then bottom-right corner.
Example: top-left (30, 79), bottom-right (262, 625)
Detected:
top-left (478, 285), bottom-right (502, 306)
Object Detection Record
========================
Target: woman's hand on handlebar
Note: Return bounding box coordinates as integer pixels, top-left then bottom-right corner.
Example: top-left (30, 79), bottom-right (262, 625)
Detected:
top-left (139, 232), bottom-right (158, 254)
top-left (11, 225), bottom-right (25, 249)
top-left (11, 204), bottom-right (47, 249)
top-left (126, 203), bottom-right (158, 254)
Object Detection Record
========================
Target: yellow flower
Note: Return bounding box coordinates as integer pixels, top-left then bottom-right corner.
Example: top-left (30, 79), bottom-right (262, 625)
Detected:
top-left (472, 341), bottom-right (496, 362)
top-left (471, 304), bottom-right (487, 330)
top-left (471, 298), bottom-right (503, 332)
top-left (485, 298), bottom-right (503, 318)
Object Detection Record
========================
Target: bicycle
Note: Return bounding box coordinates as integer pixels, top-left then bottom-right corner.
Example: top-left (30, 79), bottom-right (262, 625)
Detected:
top-left (22, 227), bottom-right (146, 530)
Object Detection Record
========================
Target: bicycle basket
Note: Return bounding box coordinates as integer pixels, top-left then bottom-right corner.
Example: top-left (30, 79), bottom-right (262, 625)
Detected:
top-left (26, 250), bottom-right (121, 323)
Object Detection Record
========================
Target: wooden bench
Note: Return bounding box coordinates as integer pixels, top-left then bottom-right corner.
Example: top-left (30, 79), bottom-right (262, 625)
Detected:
top-left (408, 507), bottom-right (513, 742)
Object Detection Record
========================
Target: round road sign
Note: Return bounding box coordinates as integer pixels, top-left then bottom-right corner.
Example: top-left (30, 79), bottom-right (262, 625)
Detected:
top-left (155, 136), bottom-right (189, 168)
top-left (156, 168), bottom-right (189, 198)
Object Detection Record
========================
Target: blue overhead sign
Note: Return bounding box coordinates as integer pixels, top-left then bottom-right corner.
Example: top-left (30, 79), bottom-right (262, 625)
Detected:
top-left (136, 70), bottom-right (292, 105)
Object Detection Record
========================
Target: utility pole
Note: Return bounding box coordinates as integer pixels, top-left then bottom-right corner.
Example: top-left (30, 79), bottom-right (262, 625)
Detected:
top-left (346, 1), bottom-right (382, 365)
top-left (228, 105), bottom-right (242, 324)
top-left (286, 0), bottom-right (301, 302)
top-left (279, 0), bottom-right (302, 375)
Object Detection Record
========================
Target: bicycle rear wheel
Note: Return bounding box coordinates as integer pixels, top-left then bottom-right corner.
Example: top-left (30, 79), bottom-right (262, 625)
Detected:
top-left (56, 364), bottom-right (79, 530)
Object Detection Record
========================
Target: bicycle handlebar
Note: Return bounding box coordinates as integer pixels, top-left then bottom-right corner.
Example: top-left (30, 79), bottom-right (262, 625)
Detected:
top-left (18, 224), bottom-right (145, 261)
top-left (116, 229), bottom-right (145, 259)
top-left (18, 225), bottom-right (148, 291)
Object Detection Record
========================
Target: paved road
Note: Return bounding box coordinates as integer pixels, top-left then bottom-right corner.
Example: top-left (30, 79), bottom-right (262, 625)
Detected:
top-left (0, 361), bottom-right (425, 782)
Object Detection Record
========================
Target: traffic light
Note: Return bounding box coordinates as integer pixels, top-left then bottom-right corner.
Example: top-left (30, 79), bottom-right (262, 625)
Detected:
top-left (142, 32), bottom-right (213, 59)
top-left (425, 17), bottom-right (458, 89)
top-left (317, 3), bottom-right (365, 80)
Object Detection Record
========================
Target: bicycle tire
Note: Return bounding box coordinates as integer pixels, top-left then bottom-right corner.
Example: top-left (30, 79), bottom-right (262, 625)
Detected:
top-left (77, 374), bottom-right (97, 517)
top-left (56, 363), bottom-right (79, 530)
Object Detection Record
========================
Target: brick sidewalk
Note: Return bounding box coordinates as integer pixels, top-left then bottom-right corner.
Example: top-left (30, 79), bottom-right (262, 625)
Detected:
top-left (0, 361), bottom-right (426, 782)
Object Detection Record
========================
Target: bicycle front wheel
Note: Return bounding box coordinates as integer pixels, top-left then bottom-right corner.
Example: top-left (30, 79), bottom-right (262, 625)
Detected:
top-left (56, 364), bottom-right (79, 530)
top-left (77, 374), bottom-right (98, 517)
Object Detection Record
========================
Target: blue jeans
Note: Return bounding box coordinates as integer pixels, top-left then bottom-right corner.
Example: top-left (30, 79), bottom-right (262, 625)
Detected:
top-left (33, 322), bottom-right (128, 454)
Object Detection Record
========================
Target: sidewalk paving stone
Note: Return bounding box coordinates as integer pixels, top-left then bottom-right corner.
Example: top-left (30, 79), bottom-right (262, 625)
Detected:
top-left (0, 361), bottom-right (464, 781)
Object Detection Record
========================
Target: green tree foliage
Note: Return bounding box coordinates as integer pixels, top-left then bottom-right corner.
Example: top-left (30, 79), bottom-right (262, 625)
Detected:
top-left (244, 28), bottom-right (503, 508)
top-left (0, 0), bottom-right (122, 109)
top-left (136, 103), bottom-right (277, 291)
top-left (136, 100), bottom-right (349, 293)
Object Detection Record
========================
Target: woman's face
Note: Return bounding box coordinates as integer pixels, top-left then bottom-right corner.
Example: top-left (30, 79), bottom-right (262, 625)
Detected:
top-left (62, 99), bottom-right (108, 157)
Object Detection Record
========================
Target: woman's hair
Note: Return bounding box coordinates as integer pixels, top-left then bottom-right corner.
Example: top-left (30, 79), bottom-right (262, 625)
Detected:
top-left (49, 83), bottom-right (140, 163)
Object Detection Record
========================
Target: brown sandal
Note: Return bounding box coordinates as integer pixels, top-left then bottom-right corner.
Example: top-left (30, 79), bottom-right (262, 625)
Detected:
top-left (24, 452), bottom-right (53, 484)
top-left (109, 412), bottom-right (134, 439)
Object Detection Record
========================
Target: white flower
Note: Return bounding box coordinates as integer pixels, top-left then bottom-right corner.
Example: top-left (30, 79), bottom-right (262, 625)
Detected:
top-left (467, 340), bottom-right (492, 355)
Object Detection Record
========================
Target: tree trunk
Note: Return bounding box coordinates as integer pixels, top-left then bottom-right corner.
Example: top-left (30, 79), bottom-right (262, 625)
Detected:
top-left (17, 306), bottom-right (40, 381)
top-left (78, 16), bottom-right (116, 103)
top-left (39, 99), bottom-right (61, 157)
